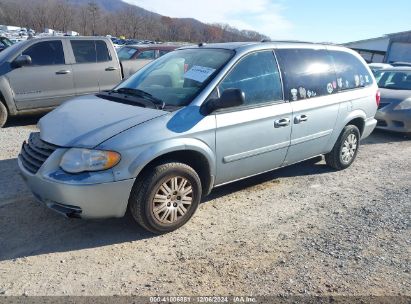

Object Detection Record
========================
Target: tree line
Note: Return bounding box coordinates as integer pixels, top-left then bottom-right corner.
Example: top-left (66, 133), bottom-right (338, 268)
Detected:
top-left (0, 0), bottom-right (270, 42)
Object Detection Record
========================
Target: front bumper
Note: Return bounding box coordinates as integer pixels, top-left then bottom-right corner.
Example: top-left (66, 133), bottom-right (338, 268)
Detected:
top-left (375, 108), bottom-right (411, 133)
top-left (18, 157), bottom-right (135, 219)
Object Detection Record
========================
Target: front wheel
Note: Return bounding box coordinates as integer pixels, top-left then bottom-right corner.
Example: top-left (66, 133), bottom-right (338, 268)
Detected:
top-left (129, 162), bottom-right (202, 234)
top-left (325, 125), bottom-right (360, 170)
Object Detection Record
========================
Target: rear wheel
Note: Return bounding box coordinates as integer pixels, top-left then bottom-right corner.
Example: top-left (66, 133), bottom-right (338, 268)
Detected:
top-left (129, 162), bottom-right (202, 234)
top-left (0, 101), bottom-right (8, 128)
top-left (325, 125), bottom-right (360, 170)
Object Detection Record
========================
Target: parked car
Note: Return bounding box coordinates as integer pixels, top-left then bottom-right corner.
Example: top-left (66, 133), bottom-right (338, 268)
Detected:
top-left (369, 63), bottom-right (392, 74)
top-left (375, 67), bottom-right (411, 134)
top-left (391, 62), bottom-right (411, 67)
top-left (117, 44), bottom-right (178, 78)
top-left (0, 36), bottom-right (146, 127)
top-left (0, 36), bottom-right (13, 52)
top-left (18, 42), bottom-right (378, 234)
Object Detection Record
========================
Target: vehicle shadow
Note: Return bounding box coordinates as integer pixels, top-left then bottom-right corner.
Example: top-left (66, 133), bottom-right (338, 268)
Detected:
top-left (0, 159), bottom-right (32, 204)
top-left (205, 156), bottom-right (330, 202)
top-left (362, 129), bottom-right (410, 145)
top-left (0, 196), bottom-right (154, 261)
top-left (3, 114), bottom-right (44, 128)
top-left (0, 157), bottom-right (154, 262)
top-left (0, 156), bottom-right (330, 261)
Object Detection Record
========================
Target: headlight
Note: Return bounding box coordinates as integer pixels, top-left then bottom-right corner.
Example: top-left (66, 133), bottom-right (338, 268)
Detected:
top-left (394, 99), bottom-right (411, 110)
top-left (60, 148), bottom-right (121, 173)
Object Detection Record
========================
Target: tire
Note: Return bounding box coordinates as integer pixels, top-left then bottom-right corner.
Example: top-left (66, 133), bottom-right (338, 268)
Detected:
top-left (325, 125), bottom-right (361, 170)
top-left (129, 162), bottom-right (202, 234)
top-left (0, 101), bottom-right (7, 128)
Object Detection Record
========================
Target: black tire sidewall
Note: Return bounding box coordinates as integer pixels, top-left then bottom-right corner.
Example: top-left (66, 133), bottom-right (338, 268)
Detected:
top-left (0, 102), bottom-right (7, 128)
top-left (337, 126), bottom-right (360, 169)
top-left (140, 164), bottom-right (201, 233)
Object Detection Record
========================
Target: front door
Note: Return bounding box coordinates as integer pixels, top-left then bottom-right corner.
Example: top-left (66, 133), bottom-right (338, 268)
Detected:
top-left (215, 50), bottom-right (292, 185)
top-left (7, 40), bottom-right (75, 110)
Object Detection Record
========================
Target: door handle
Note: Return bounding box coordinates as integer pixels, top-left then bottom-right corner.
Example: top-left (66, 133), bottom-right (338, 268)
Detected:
top-left (274, 118), bottom-right (291, 128)
top-left (295, 115), bottom-right (308, 124)
top-left (105, 67), bottom-right (118, 71)
top-left (55, 70), bottom-right (71, 75)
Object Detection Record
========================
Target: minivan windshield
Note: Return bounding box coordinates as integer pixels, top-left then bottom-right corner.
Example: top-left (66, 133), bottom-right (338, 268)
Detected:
top-left (116, 48), bottom-right (234, 107)
top-left (377, 70), bottom-right (411, 90)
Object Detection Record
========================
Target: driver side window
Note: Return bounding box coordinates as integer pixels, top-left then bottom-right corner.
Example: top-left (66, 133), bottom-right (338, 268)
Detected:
top-left (23, 41), bottom-right (65, 66)
top-left (218, 51), bottom-right (283, 106)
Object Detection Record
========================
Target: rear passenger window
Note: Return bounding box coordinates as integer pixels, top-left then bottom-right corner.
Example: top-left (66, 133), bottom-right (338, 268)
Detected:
top-left (71, 40), bottom-right (96, 63)
top-left (96, 40), bottom-right (111, 62)
top-left (218, 51), bottom-right (283, 106)
top-left (275, 49), bottom-right (336, 101)
top-left (330, 51), bottom-right (374, 91)
top-left (70, 40), bottom-right (111, 63)
top-left (23, 41), bottom-right (65, 66)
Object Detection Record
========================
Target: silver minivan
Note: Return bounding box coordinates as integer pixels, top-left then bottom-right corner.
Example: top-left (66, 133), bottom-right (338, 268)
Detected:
top-left (19, 42), bottom-right (379, 234)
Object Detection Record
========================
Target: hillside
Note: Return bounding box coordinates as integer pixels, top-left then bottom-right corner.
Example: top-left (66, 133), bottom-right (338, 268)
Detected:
top-left (0, 0), bottom-right (269, 42)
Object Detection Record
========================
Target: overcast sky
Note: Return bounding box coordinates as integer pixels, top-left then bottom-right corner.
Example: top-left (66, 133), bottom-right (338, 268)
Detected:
top-left (123, 0), bottom-right (411, 43)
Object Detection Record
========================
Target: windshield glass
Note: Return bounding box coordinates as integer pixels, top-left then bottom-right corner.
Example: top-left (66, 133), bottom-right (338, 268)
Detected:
top-left (1, 37), bottom-right (13, 47)
top-left (0, 41), bottom-right (23, 62)
top-left (377, 70), bottom-right (411, 90)
top-left (117, 47), bottom-right (138, 60)
top-left (116, 48), bottom-right (234, 107)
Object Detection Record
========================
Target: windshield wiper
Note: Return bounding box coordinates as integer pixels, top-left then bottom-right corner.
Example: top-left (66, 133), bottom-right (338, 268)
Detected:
top-left (110, 88), bottom-right (165, 109)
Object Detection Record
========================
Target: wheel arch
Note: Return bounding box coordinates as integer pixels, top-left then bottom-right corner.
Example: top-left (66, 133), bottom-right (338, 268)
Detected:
top-left (0, 77), bottom-right (17, 115)
top-left (129, 139), bottom-right (216, 196)
top-left (346, 117), bottom-right (365, 135)
top-left (325, 110), bottom-right (367, 153)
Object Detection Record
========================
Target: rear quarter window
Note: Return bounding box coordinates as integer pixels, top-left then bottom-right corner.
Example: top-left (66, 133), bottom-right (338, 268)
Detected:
top-left (275, 48), bottom-right (337, 101)
top-left (329, 50), bottom-right (374, 91)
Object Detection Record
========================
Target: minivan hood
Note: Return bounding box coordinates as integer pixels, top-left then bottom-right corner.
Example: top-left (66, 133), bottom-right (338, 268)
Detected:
top-left (39, 95), bottom-right (167, 147)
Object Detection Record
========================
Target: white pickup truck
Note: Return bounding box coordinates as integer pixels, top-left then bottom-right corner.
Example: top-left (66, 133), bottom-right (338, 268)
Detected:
top-left (0, 36), bottom-right (153, 127)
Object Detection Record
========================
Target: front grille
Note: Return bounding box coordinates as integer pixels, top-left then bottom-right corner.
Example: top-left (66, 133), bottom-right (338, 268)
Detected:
top-left (20, 132), bottom-right (58, 174)
top-left (377, 120), bottom-right (388, 127)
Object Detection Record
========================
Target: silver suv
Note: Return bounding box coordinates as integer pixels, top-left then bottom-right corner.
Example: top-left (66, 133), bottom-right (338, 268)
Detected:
top-left (19, 42), bottom-right (379, 234)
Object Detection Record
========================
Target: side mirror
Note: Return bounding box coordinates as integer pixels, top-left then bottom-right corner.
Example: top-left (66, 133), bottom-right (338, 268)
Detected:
top-left (13, 55), bottom-right (32, 68)
top-left (204, 88), bottom-right (245, 114)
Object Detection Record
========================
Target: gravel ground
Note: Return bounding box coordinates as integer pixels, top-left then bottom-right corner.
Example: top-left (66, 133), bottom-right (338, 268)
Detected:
top-left (0, 116), bottom-right (410, 297)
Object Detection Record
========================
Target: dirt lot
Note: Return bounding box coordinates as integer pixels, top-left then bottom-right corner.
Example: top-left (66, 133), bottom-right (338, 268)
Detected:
top-left (0, 116), bottom-right (410, 297)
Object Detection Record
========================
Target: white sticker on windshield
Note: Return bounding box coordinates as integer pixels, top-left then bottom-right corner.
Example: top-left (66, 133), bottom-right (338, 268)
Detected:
top-left (184, 65), bottom-right (216, 83)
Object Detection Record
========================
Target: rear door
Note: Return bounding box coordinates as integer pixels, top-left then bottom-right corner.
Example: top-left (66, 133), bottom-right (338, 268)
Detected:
top-left (69, 39), bottom-right (121, 95)
top-left (96, 40), bottom-right (122, 90)
top-left (6, 39), bottom-right (75, 110)
top-left (275, 48), bottom-right (340, 165)
top-left (215, 50), bottom-right (292, 185)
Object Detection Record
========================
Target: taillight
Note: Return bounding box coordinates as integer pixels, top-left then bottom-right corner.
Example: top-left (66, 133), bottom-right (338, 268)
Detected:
top-left (376, 90), bottom-right (381, 107)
